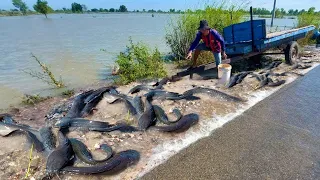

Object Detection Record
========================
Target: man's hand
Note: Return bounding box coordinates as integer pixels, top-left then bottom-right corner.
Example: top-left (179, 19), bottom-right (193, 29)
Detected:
top-left (186, 51), bottom-right (193, 60)
top-left (222, 52), bottom-right (227, 60)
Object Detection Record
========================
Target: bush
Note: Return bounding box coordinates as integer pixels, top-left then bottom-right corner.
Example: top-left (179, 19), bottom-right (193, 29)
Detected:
top-left (165, 1), bottom-right (246, 64)
top-left (115, 38), bottom-right (167, 84)
top-left (297, 11), bottom-right (320, 45)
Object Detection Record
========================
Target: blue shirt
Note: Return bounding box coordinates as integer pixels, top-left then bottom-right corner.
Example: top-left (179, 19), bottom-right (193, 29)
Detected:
top-left (188, 29), bottom-right (226, 53)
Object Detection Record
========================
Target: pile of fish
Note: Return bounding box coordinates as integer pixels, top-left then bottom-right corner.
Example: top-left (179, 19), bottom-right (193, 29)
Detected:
top-left (0, 77), bottom-right (245, 177)
top-left (0, 114), bottom-right (140, 177)
top-left (227, 60), bottom-right (312, 89)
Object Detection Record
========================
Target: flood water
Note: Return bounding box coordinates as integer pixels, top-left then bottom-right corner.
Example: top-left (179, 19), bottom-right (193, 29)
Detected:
top-left (0, 13), bottom-right (296, 109)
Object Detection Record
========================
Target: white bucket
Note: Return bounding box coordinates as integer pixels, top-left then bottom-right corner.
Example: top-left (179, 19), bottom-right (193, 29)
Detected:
top-left (218, 64), bottom-right (232, 86)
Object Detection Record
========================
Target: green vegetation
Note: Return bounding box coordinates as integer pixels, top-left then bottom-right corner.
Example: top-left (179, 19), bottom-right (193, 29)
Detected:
top-left (12, 0), bottom-right (28, 15)
top-left (252, 7), bottom-right (320, 17)
top-left (71, 2), bottom-right (83, 13)
top-left (297, 7), bottom-right (320, 45)
top-left (258, 15), bottom-right (271, 18)
top-left (119, 5), bottom-right (128, 12)
top-left (1, 2), bottom-right (186, 16)
top-left (22, 94), bottom-right (49, 105)
top-left (114, 38), bottom-right (167, 84)
top-left (298, 7), bottom-right (320, 28)
top-left (274, 8), bottom-right (285, 18)
top-left (33, 0), bottom-right (52, 18)
top-left (61, 89), bottom-right (75, 97)
top-left (165, 2), bottom-right (246, 63)
top-left (23, 53), bottom-right (65, 88)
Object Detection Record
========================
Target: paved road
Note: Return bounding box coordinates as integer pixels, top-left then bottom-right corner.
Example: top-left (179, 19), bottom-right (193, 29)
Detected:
top-left (142, 66), bottom-right (320, 180)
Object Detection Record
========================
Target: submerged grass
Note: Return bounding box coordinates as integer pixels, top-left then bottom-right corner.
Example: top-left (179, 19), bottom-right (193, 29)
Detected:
top-left (23, 54), bottom-right (65, 88)
top-left (61, 89), bottom-right (75, 97)
top-left (22, 94), bottom-right (50, 105)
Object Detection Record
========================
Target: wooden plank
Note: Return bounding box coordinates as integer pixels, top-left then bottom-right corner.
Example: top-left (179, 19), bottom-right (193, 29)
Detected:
top-left (266, 25), bottom-right (315, 38)
top-left (264, 26), bottom-right (315, 43)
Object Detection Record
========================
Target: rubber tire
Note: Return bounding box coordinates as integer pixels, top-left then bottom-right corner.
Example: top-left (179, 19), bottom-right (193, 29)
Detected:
top-left (285, 41), bottom-right (299, 65)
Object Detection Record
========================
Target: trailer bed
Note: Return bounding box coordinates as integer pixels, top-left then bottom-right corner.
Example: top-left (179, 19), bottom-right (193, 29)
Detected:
top-left (266, 26), bottom-right (314, 38)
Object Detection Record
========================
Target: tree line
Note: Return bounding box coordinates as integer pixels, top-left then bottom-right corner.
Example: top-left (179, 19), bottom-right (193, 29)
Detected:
top-left (6, 0), bottom-right (183, 17)
top-left (6, 0), bottom-right (320, 18)
top-left (252, 7), bottom-right (319, 16)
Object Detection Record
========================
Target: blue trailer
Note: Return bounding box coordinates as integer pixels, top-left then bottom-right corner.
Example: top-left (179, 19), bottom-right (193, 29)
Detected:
top-left (177, 17), bottom-right (316, 78)
top-left (223, 19), bottom-right (315, 64)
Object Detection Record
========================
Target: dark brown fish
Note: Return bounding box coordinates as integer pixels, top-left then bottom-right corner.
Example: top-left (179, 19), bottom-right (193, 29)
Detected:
top-left (62, 150), bottom-right (140, 174)
top-left (46, 132), bottom-right (74, 173)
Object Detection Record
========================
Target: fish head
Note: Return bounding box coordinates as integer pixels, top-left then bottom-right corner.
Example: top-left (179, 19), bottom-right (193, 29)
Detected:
top-left (54, 117), bottom-right (71, 128)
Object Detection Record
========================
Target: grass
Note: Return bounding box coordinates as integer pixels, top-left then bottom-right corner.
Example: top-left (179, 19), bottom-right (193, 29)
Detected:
top-left (125, 110), bottom-right (134, 125)
top-left (297, 12), bottom-right (320, 46)
top-left (61, 89), bottom-right (75, 97)
top-left (258, 15), bottom-right (271, 18)
top-left (114, 38), bottom-right (167, 85)
top-left (0, 10), bottom-right (39, 17)
top-left (25, 143), bottom-right (34, 179)
top-left (22, 94), bottom-right (50, 105)
top-left (22, 53), bottom-right (65, 89)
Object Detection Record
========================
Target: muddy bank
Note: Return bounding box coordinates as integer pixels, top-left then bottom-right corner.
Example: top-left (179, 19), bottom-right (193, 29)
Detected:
top-left (0, 46), bottom-right (319, 180)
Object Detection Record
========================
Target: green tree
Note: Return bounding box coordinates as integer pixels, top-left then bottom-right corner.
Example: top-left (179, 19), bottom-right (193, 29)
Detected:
top-left (299, 9), bottom-right (306, 14)
top-left (169, 9), bottom-right (175, 13)
top-left (308, 7), bottom-right (316, 14)
top-left (288, 9), bottom-right (294, 15)
top-left (143, 9), bottom-right (146, 12)
top-left (91, 8), bottom-right (98, 12)
top-left (119, 5), bottom-right (127, 12)
top-left (12, 0), bottom-right (28, 15)
top-left (109, 8), bottom-right (115, 12)
top-left (81, 4), bottom-right (87, 12)
top-left (71, 2), bottom-right (82, 13)
top-left (104, 9), bottom-right (108, 12)
top-left (280, 8), bottom-right (286, 15)
top-left (33, 0), bottom-right (51, 18)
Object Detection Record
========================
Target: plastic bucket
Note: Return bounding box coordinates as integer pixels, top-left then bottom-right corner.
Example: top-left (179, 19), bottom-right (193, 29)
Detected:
top-left (218, 64), bottom-right (232, 85)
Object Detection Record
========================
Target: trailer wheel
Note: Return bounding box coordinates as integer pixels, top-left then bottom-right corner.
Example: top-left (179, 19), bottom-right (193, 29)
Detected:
top-left (285, 41), bottom-right (299, 65)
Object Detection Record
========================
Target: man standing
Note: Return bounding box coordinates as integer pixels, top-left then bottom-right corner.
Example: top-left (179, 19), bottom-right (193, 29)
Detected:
top-left (186, 20), bottom-right (227, 68)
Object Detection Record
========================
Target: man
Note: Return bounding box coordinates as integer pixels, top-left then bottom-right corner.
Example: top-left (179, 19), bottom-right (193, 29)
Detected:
top-left (186, 20), bottom-right (227, 68)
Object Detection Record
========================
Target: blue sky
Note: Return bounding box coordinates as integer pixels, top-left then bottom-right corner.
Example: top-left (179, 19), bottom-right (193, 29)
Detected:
top-left (1, 0), bottom-right (320, 11)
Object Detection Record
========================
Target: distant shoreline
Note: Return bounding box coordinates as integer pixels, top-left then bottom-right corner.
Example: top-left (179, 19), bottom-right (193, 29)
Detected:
top-left (0, 11), bottom-right (184, 17)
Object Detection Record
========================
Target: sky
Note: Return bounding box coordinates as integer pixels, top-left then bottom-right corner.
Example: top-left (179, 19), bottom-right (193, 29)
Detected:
top-left (1, 0), bottom-right (320, 11)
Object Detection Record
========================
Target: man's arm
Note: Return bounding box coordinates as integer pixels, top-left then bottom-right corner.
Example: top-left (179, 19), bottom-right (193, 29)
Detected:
top-left (188, 32), bottom-right (201, 52)
top-left (211, 30), bottom-right (226, 52)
